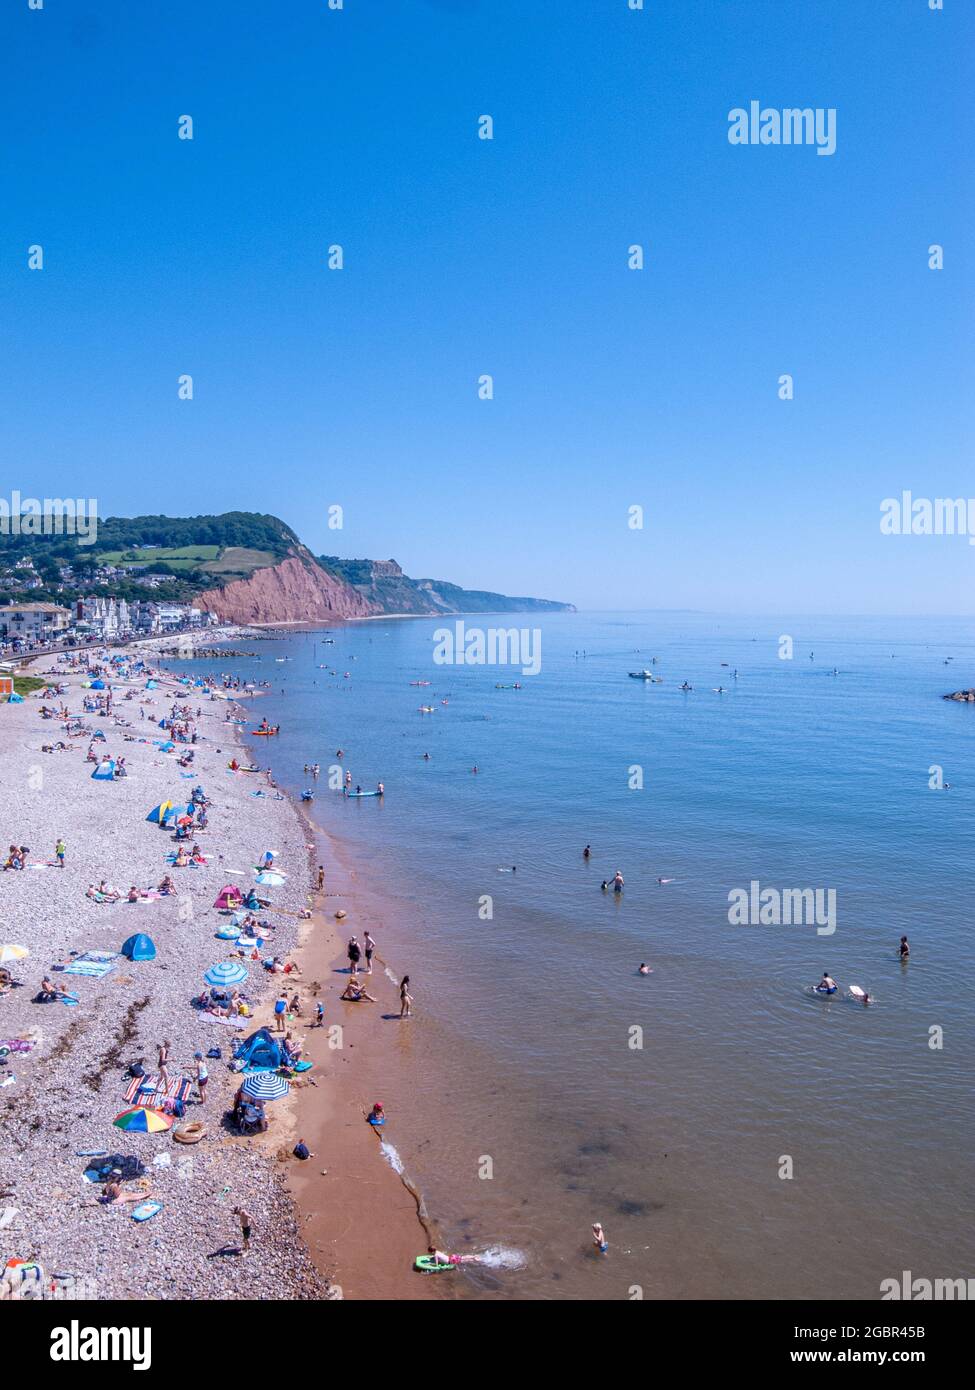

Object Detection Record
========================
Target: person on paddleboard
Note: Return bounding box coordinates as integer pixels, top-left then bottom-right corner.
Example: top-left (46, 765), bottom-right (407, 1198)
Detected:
top-left (817, 972), bottom-right (838, 995)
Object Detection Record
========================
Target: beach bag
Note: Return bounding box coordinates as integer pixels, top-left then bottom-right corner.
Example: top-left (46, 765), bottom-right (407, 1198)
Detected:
top-left (206, 1047), bottom-right (221, 1060)
top-left (128, 1061), bottom-right (146, 1078)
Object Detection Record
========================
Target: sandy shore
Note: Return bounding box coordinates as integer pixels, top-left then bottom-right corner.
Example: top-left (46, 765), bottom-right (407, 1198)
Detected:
top-left (0, 643), bottom-right (432, 1300)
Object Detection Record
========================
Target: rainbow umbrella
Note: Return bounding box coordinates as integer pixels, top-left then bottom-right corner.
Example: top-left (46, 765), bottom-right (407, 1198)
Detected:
top-left (112, 1107), bottom-right (172, 1133)
top-left (0, 944), bottom-right (29, 965)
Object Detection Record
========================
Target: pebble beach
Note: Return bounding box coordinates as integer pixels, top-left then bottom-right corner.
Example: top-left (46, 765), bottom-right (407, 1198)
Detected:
top-left (0, 639), bottom-right (333, 1300)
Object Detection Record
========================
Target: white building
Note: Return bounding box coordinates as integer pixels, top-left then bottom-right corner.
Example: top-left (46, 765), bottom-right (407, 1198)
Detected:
top-left (0, 602), bottom-right (72, 641)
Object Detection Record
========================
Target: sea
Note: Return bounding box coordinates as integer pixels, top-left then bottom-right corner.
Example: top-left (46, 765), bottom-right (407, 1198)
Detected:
top-left (178, 612), bottom-right (975, 1301)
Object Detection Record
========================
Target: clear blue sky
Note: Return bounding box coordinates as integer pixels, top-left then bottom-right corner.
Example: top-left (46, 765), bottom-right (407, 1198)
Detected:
top-left (3, 0), bottom-right (972, 613)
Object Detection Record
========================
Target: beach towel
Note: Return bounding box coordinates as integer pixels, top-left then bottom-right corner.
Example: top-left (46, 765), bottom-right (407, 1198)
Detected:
top-left (131, 1201), bottom-right (162, 1222)
top-left (124, 1074), bottom-right (193, 1110)
top-left (63, 951), bottom-right (118, 979)
top-left (201, 1013), bottom-right (245, 1029)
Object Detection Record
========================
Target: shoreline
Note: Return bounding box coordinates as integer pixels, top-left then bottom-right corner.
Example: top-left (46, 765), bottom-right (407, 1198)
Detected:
top-left (2, 635), bottom-right (432, 1301)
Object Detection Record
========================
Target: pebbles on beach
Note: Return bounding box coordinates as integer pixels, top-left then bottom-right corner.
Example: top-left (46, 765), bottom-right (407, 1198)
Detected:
top-left (0, 651), bottom-right (329, 1300)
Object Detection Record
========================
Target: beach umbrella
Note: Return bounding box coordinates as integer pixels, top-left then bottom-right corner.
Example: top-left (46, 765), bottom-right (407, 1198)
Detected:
top-left (112, 1107), bottom-right (172, 1133)
top-left (241, 1072), bottom-right (290, 1101)
top-left (204, 960), bottom-right (248, 987)
top-left (0, 944), bottom-right (29, 964)
top-left (146, 800), bottom-right (174, 824)
top-left (254, 871), bottom-right (286, 887)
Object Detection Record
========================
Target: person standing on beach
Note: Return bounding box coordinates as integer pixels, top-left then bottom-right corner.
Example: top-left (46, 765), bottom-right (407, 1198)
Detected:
top-left (317, 865), bottom-right (325, 891)
top-left (363, 931), bottom-right (376, 974)
top-left (234, 1206), bottom-right (252, 1254)
top-left (158, 1040), bottom-right (170, 1088)
top-left (347, 936), bottom-right (361, 973)
top-left (274, 992), bottom-right (288, 1032)
top-left (194, 1051), bottom-right (208, 1102)
top-left (400, 975), bottom-right (413, 1018)
top-left (315, 999), bottom-right (325, 1028)
top-left (55, 837), bottom-right (66, 868)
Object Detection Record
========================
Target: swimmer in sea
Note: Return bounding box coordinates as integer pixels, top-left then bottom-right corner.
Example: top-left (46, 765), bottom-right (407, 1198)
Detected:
top-left (612, 871), bottom-right (624, 895)
top-left (817, 972), bottom-right (838, 994)
top-left (601, 881), bottom-right (609, 892)
top-left (592, 1222), bottom-right (608, 1254)
top-left (638, 963), bottom-right (652, 975)
top-left (422, 752), bottom-right (431, 760)
top-left (657, 877), bottom-right (675, 884)
top-left (583, 844), bottom-right (591, 859)
top-left (899, 935), bottom-right (910, 960)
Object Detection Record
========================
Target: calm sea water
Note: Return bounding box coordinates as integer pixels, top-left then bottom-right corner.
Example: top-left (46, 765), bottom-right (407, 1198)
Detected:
top-left (182, 613), bottom-right (975, 1300)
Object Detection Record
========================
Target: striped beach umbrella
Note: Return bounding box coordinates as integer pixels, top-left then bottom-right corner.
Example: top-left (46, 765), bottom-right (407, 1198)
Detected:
top-left (0, 944), bottom-right (29, 964)
top-left (241, 1072), bottom-right (290, 1101)
top-left (204, 960), bottom-right (248, 987)
top-left (113, 1107), bottom-right (172, 1133)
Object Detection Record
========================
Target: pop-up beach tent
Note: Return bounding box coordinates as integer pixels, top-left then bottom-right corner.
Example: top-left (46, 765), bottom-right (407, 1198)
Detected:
top-left (121, 933), bottom-right (156, 962)
top-left (213, 884), bottom-right (243, 910)
top-left (91, 760), bottom-right (116, 780)
top-left (234, 1028), bottom-right (286, 1074)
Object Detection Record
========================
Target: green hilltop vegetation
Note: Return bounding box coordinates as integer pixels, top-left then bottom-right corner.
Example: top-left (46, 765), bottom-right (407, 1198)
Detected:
top-left (0, 512), bottom-right (297, 607)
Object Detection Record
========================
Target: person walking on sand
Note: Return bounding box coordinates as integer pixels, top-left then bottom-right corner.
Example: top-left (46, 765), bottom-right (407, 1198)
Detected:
top-left (317, 865), bottom-right (325, 891)
top-left (194, 1051), bottom-right (208, 1102)
top-left (315, 999), bottom-right (325, 1028)
top-left (234, 1206), bottom-right (252, 1254)
top-left (158, 1040), bottom-right (170, 1088)
top-left (592, 1222), bottom-right (608, 1254)
top-left (274, 992), bottom-right (288, 1032)
top-left (400, 975), bottom-right (413, 1018)
top-left (55, 837), bottom-right (66, 869)
top-left (347, 936), bottom-right (361, 973)
top-left (363, 931), bottom-right (376, 974)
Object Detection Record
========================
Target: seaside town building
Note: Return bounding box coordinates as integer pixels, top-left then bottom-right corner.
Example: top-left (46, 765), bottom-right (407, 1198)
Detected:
top-left (0, 601), bottom-right (72, 641)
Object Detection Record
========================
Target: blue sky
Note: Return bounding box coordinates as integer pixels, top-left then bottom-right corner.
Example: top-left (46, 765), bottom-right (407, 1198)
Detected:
top-left (3, 0), bottom-right (972, 613)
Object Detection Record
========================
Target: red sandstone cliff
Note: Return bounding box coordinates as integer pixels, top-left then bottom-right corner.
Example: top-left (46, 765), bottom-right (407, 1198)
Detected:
top-left (195, 555), bottom-right (377, 625)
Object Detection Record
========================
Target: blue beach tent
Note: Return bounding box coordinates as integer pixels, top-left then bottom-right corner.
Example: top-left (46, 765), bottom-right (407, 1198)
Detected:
top-left (234, 1028), bottom-right (285, 1074)
top-left (91, 760), bottom-right (116, 780)
top-left (121, 933), bottom-right (156, 962)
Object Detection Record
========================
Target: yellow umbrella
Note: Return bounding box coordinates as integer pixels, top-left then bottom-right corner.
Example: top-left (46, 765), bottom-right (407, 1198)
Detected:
top-left (0, 944), bottom-right (29, 964)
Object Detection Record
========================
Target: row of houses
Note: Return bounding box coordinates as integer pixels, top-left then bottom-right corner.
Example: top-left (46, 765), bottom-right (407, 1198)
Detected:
top-left (0, 598), bottom-right (219, 647)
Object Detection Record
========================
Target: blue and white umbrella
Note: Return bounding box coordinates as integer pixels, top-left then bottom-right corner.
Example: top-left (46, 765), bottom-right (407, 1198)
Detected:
top-left (255, 871), bottom-right (286, 887)
top-left (241, 1072), bottom-right (290, 1101)
top-left (204, 960), bottom-right (248, 987)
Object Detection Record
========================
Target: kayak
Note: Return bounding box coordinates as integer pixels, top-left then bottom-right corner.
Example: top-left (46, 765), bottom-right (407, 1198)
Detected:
top-left (251, 730), bottom-right (278, 737)
top-left (344, 790), bottom-right (381, 798)
top-left (414, 1255), bottom-right (455, 1274)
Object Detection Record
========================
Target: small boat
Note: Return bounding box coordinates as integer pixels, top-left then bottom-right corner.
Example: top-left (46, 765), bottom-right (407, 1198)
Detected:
top-left (343, 788), bottom-right (381, 798)
top-left (410, 680), bottom-right (431, 687)
top-left (418, 705), bottom-right (435, 713)
top-left (628, 670), bottom-right (654, 680)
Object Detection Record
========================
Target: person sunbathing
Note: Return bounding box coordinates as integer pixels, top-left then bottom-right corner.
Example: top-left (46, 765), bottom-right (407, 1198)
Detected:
top-left (158, 874), bottom-right (176, 895)
top-left (127, 886), bottom-right (140, 903)
top-left (173, 847), bottom-right (189, 868)
top-left (340, 977), bottom-right (378, 1002)
top-left (98, 880), bottom-right (121, 901)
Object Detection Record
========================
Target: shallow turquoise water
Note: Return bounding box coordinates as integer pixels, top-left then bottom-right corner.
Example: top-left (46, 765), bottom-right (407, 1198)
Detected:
top-left (182, 612), bottom-right (975, 1299)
